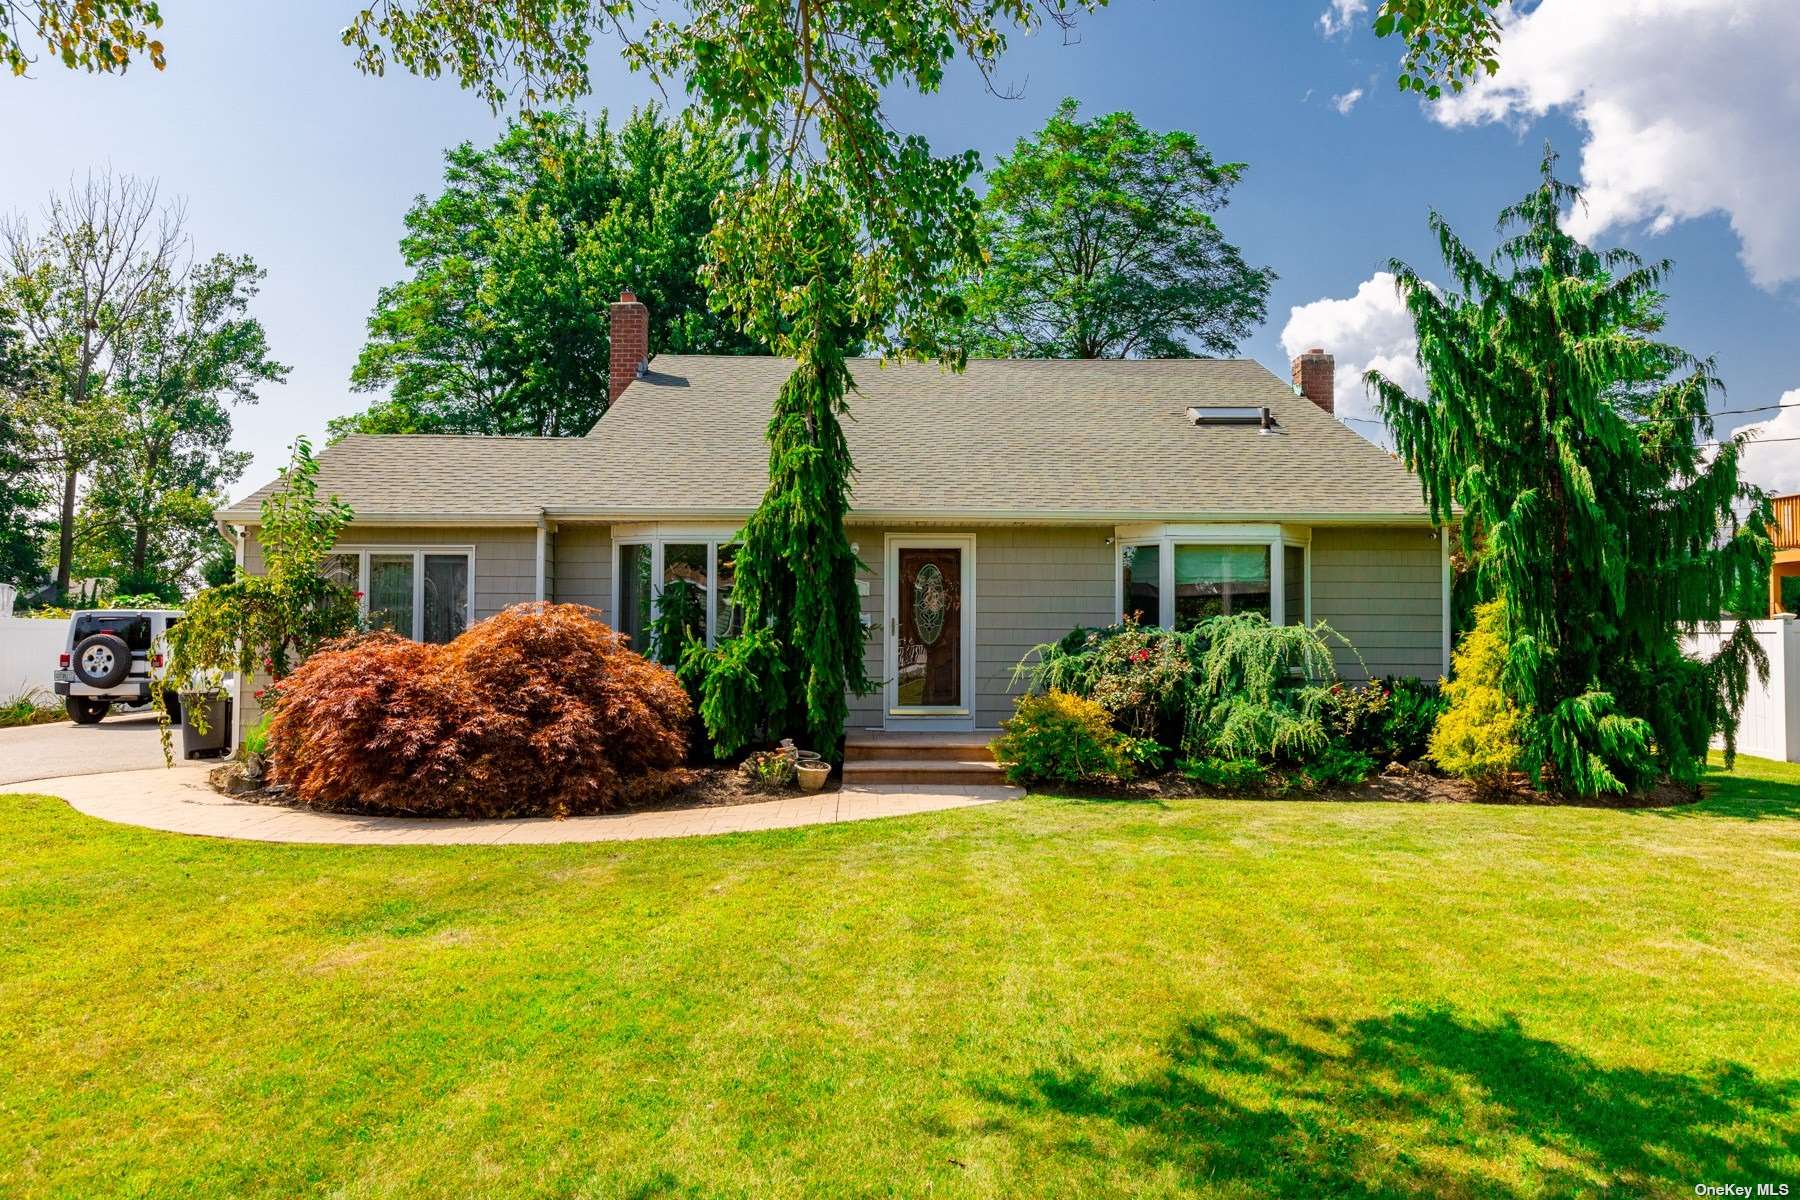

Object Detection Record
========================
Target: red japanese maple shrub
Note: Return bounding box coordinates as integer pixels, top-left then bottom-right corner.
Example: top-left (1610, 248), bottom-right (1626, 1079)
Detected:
top-left (267, 603), bottom-right (692, 817)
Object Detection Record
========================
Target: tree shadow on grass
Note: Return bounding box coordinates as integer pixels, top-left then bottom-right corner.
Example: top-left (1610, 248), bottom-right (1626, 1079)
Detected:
top-left (1662, 762), bottom-right (1800, 821)
top-left (975, 1007), bottom-right (1799, 1197)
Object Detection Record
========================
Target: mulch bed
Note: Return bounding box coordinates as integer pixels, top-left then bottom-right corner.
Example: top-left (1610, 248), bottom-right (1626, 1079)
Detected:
top-left (209, 759), bottom-right (1702, 820)
top-left (208, 762), bottom-right (834, 820)
top-left (1060, 761), bottom-right (1703, 809)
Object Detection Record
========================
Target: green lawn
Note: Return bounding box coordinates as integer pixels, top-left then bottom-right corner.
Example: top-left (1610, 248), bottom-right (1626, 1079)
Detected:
top-left (3, 760), bottom-right (1798, 1198)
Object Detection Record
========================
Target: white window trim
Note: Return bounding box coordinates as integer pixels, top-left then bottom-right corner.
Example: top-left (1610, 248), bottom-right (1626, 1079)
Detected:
top-left (329, 546), bottom-right (476, 643)
top-left (1113, 525), bottom-right (1311, 628)
top-left (611, 536), bottom-right (739, 651)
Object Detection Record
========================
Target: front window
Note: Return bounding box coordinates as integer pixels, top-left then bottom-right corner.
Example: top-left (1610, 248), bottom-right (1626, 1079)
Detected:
top-left (615, 536), bottom-right (740, 660)
top-left (319, 548), bottom-right (475, 644)
top-left (618, 543), bottom-right (653, 654)
top-left (715, 545), bottom-right (745, 640)
top-left (1116, 528), bottom-right (1308, 629)
top-left (1173, 544), bottom-right (1271, 628)
top-left (422, 554), bottom-right (470, 644)
top-left (367, 553), bottom-right (415, 635)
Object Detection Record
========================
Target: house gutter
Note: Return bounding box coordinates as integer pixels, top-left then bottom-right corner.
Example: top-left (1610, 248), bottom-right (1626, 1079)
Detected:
top-left (215, 506), bottom-right (1446, 529)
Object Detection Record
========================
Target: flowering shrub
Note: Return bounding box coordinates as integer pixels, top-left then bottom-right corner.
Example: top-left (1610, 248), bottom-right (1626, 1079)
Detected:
top-left (1327, 676), bottom-right (1446, 764)
top-left (738, 749), bottom-right (797, 790)
top-left (1013, 617), bottom-right (1195, 741)
top-left (157, 439), bottom-right (359, 758)
top-left (990, 690), bottom-right (1157, 787)
top-left (268, 603), bottom-right (692, 818)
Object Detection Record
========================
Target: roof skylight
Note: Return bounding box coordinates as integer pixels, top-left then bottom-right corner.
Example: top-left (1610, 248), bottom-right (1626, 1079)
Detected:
top-left (1187, 405), bottom-right (1281, 433)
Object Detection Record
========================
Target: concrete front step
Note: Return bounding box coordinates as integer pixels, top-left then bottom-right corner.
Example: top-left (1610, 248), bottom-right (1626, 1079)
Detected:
top-left (843, 730), bottom-right (998, 763)
top-left (839, 758), bottom-right (1008, 786)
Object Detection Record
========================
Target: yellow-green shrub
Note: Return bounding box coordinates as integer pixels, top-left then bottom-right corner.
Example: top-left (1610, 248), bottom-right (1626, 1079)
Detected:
top-left (1430, 599), bottom-right (1525, 788)
top-left (991, 690), bottom-right (1150, 787)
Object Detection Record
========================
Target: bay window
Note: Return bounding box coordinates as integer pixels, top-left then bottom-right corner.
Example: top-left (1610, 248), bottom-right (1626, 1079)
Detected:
top-left (1116, 527), bottom-right (1309, 628)
top-left (1120, 543), bottom-right (1161, 625)
top-left (321, 547), bottom-right (475, 644)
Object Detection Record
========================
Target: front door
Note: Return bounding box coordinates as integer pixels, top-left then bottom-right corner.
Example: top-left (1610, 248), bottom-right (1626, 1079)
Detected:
top-left (886, 537), bottom-right (974, 728)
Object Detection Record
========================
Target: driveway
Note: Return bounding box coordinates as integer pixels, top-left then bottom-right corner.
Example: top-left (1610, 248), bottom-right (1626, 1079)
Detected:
top-left (0, 710), bottom-right (171, 785)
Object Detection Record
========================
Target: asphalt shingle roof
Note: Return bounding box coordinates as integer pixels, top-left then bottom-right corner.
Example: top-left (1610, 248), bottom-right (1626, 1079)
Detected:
top-left (221, 355), bottom-right (1431, 523)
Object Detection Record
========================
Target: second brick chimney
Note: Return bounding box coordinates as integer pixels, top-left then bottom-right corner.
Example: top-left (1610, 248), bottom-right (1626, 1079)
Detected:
top-left (609, 290), bottom-right (649, 404)
top-left (1292, 347), bottom-right (1334, 414)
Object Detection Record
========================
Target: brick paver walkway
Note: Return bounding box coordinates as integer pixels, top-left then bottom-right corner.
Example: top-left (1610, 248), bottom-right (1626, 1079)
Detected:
top-left (10, 765), bottom-right (1021, 845)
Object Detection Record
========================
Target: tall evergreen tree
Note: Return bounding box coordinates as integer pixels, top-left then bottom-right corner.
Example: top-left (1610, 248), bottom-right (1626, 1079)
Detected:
top-left (681, 177), bottom-right (881, 754)
top-left (1371, 151), bottom-right (1771, 796)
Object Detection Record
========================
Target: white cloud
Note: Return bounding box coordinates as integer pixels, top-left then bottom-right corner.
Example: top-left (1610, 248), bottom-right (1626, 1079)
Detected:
top-left (1280, 271), bottom-right (1425, 450)
top-left (1318, 0), bottom-right (1368, 38)
top-left (1732, 392), bottom-right (1800, 495)
top-left (1431, 0), bottom-right (1800, 289)
top-left (1332, 88), bottom-right (1365, 115)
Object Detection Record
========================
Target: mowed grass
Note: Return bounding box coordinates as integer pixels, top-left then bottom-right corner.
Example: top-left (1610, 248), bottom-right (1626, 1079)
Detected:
top-left (2, 760), bottom-right (1798, 1198)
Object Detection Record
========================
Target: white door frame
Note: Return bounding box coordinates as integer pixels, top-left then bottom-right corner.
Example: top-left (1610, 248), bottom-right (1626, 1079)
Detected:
top-left (883, 533), bottom-right (977, 731)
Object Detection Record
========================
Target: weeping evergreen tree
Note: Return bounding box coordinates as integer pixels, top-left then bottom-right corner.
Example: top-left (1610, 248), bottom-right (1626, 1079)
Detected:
top-left (707, 180), bottom-right (869, 750)
top-left (1370, 150), bottom-right (1771, 796)
top-left (684, 173), bottom-right (974, 756)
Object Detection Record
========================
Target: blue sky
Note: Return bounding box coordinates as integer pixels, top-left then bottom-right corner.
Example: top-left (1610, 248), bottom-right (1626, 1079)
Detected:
top-left (5, 0), bottom-right (1796, 497)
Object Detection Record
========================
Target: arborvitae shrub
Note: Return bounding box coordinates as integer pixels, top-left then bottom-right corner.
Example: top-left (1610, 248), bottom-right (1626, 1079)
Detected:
top-left (268, 603), bottom-right (691, 818)
top-left (1430, 599), bottom-right (1525, 790)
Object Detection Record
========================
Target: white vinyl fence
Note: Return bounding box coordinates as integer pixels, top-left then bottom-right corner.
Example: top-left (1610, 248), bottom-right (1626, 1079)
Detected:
top-left (1685, 617), bottom-right (1800, 762)
top-left (0, 612), bottom-right (69, 701)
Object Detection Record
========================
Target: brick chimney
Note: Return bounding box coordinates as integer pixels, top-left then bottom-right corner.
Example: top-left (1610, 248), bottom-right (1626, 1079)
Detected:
top-left (1292, 347), bottom-right (1334, 414)
top-left (609, 289), bottom-right (649, 404)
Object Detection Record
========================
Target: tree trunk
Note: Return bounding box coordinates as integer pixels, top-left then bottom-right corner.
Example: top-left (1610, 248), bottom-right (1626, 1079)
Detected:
top-left (131, 519), bottom-right (150, 580)
top-left (55, 464), bottom-right (77, 595)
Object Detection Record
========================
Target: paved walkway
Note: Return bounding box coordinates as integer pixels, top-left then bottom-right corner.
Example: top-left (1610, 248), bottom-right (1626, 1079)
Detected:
top-left (8, 765), bottom-right (1022, 845)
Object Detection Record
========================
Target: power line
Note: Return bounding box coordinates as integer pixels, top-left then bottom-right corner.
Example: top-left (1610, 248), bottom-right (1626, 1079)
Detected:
top-left (1346, 400), bottom-right (1800, 425)
top-left (1346, 415), bottom-right (1792, 447)
top-left (1703, 434), bottom-right (1800, 448)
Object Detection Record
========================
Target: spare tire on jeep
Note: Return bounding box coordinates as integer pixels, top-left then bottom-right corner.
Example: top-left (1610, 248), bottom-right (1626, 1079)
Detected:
top-left (72, 632), bottom-right (132, 688)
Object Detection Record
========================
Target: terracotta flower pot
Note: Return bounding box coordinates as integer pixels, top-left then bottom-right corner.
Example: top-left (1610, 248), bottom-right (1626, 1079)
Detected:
top-left (796, 761), bottom-right (830, 791)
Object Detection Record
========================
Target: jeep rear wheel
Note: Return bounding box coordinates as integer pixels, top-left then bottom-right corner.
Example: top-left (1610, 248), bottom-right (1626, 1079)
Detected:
top-left (66, 697), bottom-right (111, 725)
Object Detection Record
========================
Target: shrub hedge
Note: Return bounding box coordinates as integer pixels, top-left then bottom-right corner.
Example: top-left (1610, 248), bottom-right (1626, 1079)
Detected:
top-left (1011, 613), bottom-right (1448, 792)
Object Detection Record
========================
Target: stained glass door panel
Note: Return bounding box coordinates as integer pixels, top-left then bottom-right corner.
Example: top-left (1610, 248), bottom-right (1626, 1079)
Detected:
top-left (895, 547), bottom-right (963, 707)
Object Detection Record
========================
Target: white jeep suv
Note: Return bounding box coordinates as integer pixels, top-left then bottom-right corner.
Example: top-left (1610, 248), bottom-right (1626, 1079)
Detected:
top-left (52, 608), bottom-right (183, 725)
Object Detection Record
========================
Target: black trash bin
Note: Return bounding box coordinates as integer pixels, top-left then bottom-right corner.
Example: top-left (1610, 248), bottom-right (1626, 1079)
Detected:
top-left (179, 690), bottom-right (232, 760)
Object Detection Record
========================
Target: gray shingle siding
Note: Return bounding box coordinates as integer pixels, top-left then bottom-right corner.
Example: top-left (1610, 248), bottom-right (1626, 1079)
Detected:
top-left (552, 524), bottom-right (613, 612)
top-left (1311, 525), bottom-right (1446, 681)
